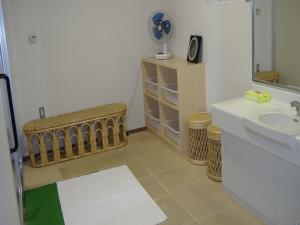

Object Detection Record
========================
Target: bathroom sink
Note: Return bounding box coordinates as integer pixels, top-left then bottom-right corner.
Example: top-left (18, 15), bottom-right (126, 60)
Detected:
top-left (244, 110), bottom-right (300, 149)
top-left (213, 97), bottom-right (300, 167)
top-left (258, 112), bottom-right (300, 132)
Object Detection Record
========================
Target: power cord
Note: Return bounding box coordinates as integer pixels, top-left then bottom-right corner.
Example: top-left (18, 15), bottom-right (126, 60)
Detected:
top-left (126, 64), bottom-right (142, 122)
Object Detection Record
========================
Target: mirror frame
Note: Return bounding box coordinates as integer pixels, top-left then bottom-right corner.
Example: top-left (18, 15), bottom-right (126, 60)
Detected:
top-left (252, 0), bottom-right (300, 93)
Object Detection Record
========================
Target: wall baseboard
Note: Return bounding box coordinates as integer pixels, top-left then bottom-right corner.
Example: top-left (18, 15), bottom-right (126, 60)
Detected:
top-left (23, 127), bottom-right (147, 162)
top-left (126, 127), bottom-right (146, 135)
top-left (223, 186), bottom-right (275, 225)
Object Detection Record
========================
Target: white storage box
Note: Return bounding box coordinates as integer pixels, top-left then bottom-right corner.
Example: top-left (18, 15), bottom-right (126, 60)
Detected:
top-left (163, 119), bottom-right (180, 144)
top-left (145, 77), bottom-right (159, 96)
top-left (161, 82), bottom-right (178, 106)
top-left (145, 111), bottom-right (160, 131)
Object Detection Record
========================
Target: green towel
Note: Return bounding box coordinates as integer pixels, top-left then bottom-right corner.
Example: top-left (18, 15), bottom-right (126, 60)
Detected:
top-left (24, 184), bottom-right (65, 225)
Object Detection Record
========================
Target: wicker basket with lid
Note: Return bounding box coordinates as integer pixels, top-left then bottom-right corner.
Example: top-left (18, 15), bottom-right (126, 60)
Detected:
top-left (207, 125), bottom-right (222, 182)
top-left (187, 113), bottom-right (212, 165)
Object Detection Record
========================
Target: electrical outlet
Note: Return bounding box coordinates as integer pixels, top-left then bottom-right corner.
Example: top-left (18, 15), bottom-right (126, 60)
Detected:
top-left (39, 107), bottom-right (45, 118)
top-left (256, 8), bottom-right (262, 16)
top-left (29, 33), bottom-right (37, 44)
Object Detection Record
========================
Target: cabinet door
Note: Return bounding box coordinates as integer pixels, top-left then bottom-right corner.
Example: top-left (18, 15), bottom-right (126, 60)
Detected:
top-left (277, 160), bottom-right (300, 225)
top-left (0, 91), bottom-right (21, 225)
top-left (222, 132), bottom-right (277, 224)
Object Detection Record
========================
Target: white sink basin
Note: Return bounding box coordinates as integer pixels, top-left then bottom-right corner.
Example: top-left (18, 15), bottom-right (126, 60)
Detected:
top-left (258, 112), bottom-right (300, 133)
top-left (244, 110), bottom-right (300, 149)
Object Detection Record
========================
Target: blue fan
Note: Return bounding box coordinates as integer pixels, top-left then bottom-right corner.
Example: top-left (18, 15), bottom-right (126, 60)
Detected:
top-left (148, 10), bottom-right (173, 60)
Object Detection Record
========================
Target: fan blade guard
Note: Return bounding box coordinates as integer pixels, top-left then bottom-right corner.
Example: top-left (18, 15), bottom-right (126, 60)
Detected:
top-left (163, 20), bottom-right (171, 34)
top-left (152, 12), bottom-right (164, 25)
top-left (152, 27), bottom-right (162, 40)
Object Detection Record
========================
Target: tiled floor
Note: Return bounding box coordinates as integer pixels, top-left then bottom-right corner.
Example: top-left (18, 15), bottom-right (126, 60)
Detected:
top-left (23, 131), bottom-right (265, 225)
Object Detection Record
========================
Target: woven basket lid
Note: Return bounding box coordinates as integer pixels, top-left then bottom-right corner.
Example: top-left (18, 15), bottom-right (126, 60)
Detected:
top-left (207, 125), bottom-right (221, 140)
top-left (187, 112), bottom-right (212, 129)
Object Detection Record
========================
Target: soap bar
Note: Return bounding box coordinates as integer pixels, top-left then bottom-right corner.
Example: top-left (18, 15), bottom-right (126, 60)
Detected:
top-left (245, 90), bottom-right (271, 103)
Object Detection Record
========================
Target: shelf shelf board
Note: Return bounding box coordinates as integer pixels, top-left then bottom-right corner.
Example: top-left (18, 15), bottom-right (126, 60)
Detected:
top-left (160, 100), bottom-right (179, 111)
top-left (146, 124), bottom-right (160, 134)
top-left (144, 92), bottom-right (159, 101)
top-left (142, 57), bottom-right (198, 70)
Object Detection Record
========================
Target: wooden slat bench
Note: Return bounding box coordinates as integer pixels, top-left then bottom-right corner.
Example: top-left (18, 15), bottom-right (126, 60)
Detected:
top-left (23, 103), bottom-right (127, 167)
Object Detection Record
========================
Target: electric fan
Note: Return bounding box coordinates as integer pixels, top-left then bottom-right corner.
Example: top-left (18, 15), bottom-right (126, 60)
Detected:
top-left (148, 10), bottom-right (173, 60)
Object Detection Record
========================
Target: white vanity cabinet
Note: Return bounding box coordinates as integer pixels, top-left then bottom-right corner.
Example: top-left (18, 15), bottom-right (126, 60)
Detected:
top-left (277, 160), bottom-right (300, 225)
top-left (212, 98), bottom-right (300, 225)
top-left (221, 132), bottom-right (277, 225)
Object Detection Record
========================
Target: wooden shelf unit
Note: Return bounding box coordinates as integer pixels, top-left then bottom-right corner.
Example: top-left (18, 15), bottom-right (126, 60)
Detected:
top-left (142, 57), bottom-right (206, 152)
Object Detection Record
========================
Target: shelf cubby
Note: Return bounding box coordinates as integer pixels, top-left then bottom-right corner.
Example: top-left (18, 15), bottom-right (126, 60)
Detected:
top-left (161, 82), bottom-right (178, 107)
top-left (144, 95), bottom-right (160, 132)
top-left (161, 104), bottom-right (178, 122)
top-left (158, 66), bottom-right (177, 85)
top-left (142, 57), bottom-right (206, 152)
top-left (142, 62), bottom-right (157, 79)
top-left (142, 62), bottom-right (159, 97)
top-left (161, 105), bottom-right (179, 145)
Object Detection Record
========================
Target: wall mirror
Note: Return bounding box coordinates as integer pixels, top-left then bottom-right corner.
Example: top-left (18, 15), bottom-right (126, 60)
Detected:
top-left (253, 0), bottom-right (300, 92)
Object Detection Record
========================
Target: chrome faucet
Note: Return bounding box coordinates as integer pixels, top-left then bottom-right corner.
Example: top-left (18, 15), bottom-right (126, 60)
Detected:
top-left (291, 101), bottom-right (300, 116)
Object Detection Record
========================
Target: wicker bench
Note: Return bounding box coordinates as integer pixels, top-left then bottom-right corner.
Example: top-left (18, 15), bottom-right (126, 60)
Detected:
top-left (23, 103), bottom-right (127, 167)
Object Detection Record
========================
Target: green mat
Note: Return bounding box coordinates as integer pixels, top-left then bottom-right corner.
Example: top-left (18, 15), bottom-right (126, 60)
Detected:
top-left (24, 183), bottom-right (65, 225)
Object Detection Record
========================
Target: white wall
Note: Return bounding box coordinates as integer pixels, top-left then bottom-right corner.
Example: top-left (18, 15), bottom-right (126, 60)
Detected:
top-left (161, 0), bottom-right (253, 110)
top-left (3, 0), bottom-right (160, 141)
top-left (5, 0), bottom-right (298, 157)
top-left (3, 0), bottom-right (254, 156)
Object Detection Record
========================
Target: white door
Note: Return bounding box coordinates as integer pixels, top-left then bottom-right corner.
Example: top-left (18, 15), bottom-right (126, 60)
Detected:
top-left (0, 91), bottom-right (21, 225)
top-left (0, 1), bottom-right (22, 224)
top-left (254, 0), bottom-right (274, 72)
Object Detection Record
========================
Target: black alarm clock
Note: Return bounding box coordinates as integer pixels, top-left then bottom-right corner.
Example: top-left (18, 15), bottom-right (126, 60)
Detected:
top-left (187, 35), bottom-right (203, 64)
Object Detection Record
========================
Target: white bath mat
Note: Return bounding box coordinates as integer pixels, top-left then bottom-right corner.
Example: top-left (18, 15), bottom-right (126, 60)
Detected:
top-left (57, 165), bottom-right (167, 225)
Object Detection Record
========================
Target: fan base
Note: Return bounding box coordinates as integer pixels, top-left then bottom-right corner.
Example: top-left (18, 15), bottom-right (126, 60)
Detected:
top-left (155, 52), bottom-right (173, 60)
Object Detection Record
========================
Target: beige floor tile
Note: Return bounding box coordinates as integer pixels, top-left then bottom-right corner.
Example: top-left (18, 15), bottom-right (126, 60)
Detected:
top-left (127, 131), bottom-right (156, 143)
top-left (155, 164), bottom-right (208, 193)
top-left (140, 150), bottom-right (189, 175)
top-left (127, 144), bottom-right (162, 159)
top-left (126, 138), bottom-right (171, 159)
top-left (60, 157), bottom-right (150, 180)
top-left (124, 161), bottom-right (150, 179)
top-left (23, 163), bottom-right (62, 190)
top-left (90, 148), bottom-right (135, 170)
top-left (174, 182), bottom-right (237, 219)
top-left (58, 156), bottom-right (99, 179)
top-left (139, 176), bottom-right (169, 200)
top-left (89, 160), bottom-right (150, 180)
top-left (198, 206), bottom-right (266, 225)
top-left (157, 196), bottom-right (195, 225)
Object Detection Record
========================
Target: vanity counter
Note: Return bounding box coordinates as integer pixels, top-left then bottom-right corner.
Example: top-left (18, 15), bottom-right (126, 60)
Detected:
top-left (211, 97), bottom-right (300, 225)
